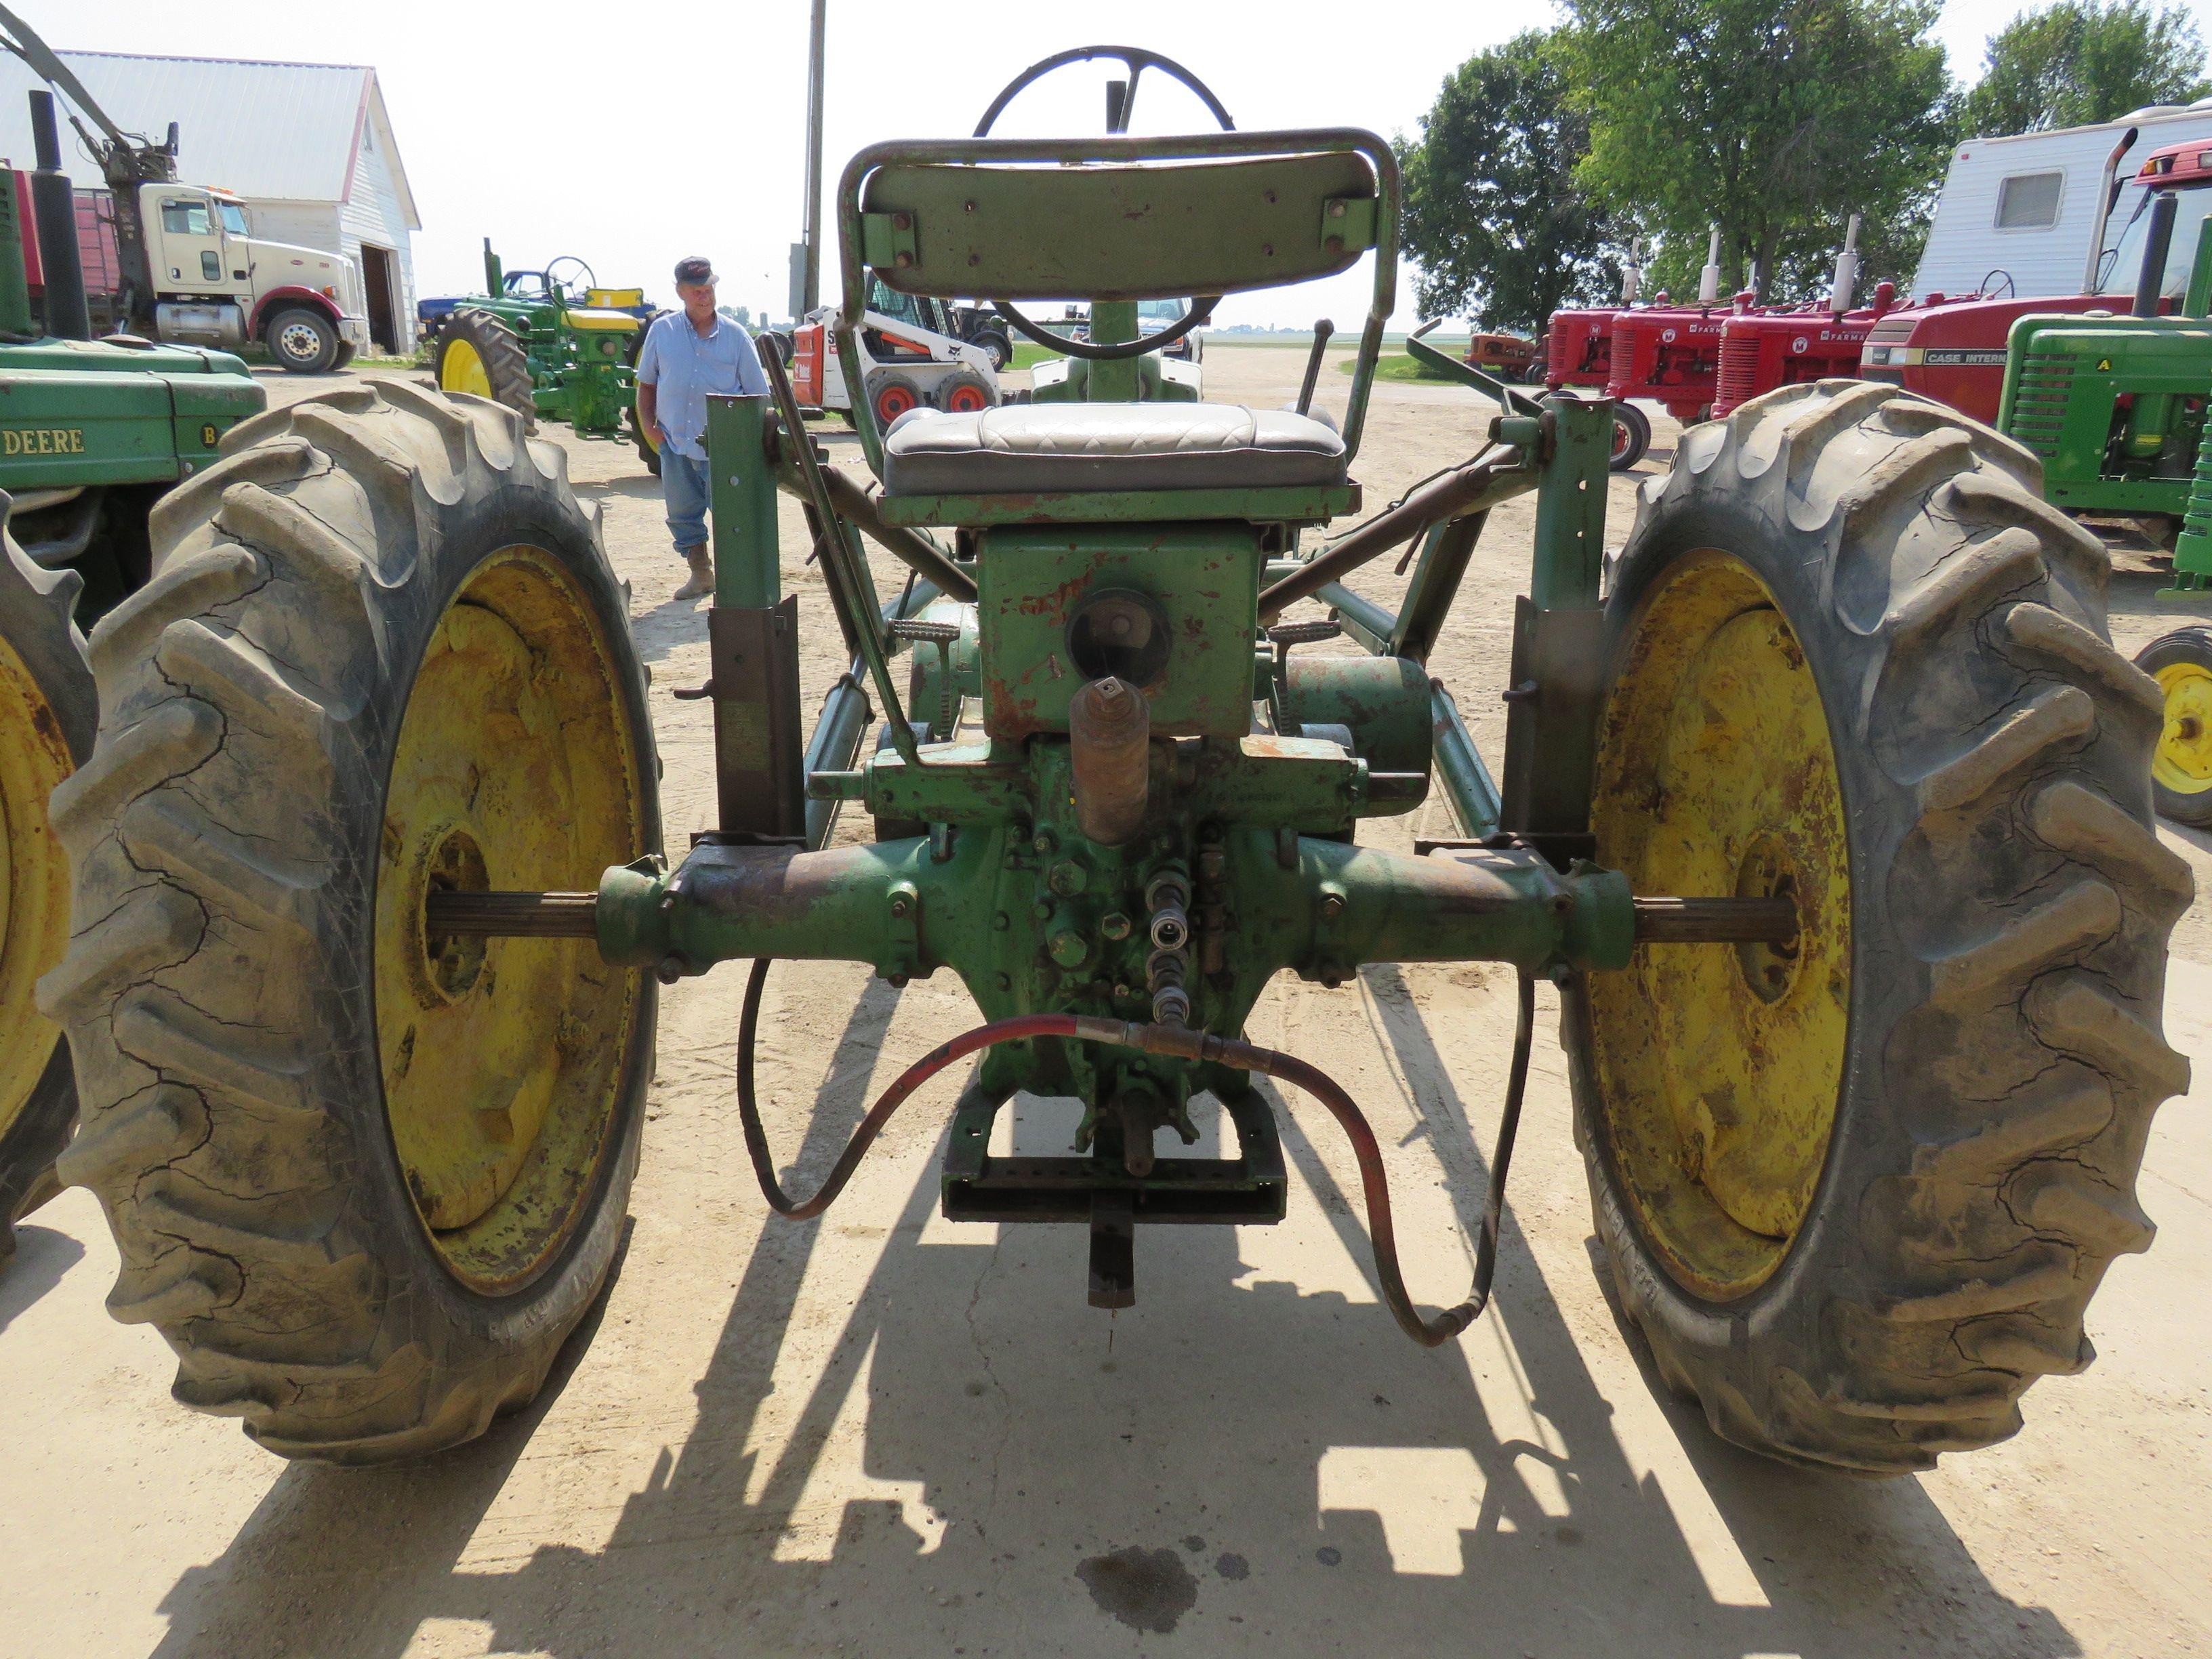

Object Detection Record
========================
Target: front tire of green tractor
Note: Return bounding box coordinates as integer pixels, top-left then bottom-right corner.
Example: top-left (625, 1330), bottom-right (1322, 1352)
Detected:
top-left (0, 524), bottom-right (94, 1269)
top-left (2133, 626), bottom-right (2212, 827)
top-left (39, 382), bottom-right (660, 1462)
top-left (436, 307), bottom-right (539, 433)
top-left (1567, 380), bottom-right (2191, 1474)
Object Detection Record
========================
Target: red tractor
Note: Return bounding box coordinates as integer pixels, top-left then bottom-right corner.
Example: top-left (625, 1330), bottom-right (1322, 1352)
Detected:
top-left (1542, 241), bottom-right (1666, 470)
top-left (1603, 299), bottom-right (1727, 461)
top-left (1711, 220), bottom-right (1902, 417)
top-left (1862, 139), bottom-right (2212, 424)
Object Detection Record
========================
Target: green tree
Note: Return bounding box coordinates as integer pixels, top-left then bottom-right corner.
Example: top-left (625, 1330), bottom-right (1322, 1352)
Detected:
top-left (1565, 0), bottom-right (1954, 299)
top-left (1399, 32), bottom-right (1621, 331)
top-left (1961, 1), bottom-right (2209, 136)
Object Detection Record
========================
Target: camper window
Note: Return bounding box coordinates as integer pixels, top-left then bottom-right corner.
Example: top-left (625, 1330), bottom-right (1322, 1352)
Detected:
top-left (1995, 171), bottom-right (2064, 230)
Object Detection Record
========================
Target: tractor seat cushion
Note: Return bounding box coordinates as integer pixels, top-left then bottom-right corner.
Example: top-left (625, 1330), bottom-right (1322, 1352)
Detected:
top-left (880, 402), bottom-right (1347, 495)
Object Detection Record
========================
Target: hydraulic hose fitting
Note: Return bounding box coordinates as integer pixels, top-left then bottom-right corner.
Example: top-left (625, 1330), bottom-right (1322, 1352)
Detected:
top-left (1147, 945), bottom-right (1191, 1027)
top-left (1145, 865), bottom-right (1192, 952)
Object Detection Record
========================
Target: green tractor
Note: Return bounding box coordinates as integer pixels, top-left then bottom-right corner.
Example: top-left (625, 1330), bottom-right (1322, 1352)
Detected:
top-left (430, 242), bottom-right (663, 474)
top-left (1999, 143), bottom-right (2212, 824)
top-left (0, 94), bottom-right (263, 1269)
top-left (34, 51), bottom-right (2186, 1477)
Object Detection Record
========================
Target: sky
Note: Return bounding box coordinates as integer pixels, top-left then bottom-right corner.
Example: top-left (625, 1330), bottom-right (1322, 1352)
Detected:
top-left (26, 0), bottom-right (2212, 330)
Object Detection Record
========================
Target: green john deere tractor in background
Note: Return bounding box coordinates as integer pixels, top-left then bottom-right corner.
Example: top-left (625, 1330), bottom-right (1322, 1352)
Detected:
top-left (1999, 144), bottom-right (2212, 824)
top-left (432, 241), bottom-right (664, 473)
top-left (0, 92), bottom-right (263, 1270)
top-left (35, 47), bottom-right (2186, 1478)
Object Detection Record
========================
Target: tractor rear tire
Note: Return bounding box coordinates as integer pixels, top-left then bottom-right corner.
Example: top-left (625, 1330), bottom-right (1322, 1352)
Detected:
top-left (436, 307), bottom-right (539, 432)
top-left (40, 381), bottom-right (659, 1462)
top-left (0, 526), bottom-right (94, 1269)
top-left (2133, 626), bottom-right (2212, 826)
top-left (1568, 380), bottom-right (2190, 1474)
top-left (1609, 401), bottom-right (1651, 472)
top-left (625, 319), bottom-right (664, 477)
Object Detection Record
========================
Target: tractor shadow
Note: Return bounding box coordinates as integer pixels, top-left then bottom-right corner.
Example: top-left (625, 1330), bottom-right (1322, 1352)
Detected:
top-left (145, 969), bottom-right (2077, 1659)
top-left (0, 1223), bottom-right (83, 1339)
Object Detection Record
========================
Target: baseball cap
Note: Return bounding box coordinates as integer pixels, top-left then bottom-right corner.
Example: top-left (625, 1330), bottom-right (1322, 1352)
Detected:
top-left (673, 255), bottom-right (717, 286)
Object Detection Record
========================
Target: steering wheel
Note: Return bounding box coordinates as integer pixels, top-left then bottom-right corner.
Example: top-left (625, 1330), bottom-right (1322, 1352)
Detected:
top-left (971, 45), bottom-right (1231, 363)
top-left (544, 255), bottom-right (598, 302)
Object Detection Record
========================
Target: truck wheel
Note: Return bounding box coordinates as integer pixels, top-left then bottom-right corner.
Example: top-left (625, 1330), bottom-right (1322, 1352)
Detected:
top-left (0, 528), bottom-right (94, 1268)
top-left (265, 307), bottom-right (340, 374)
top-left (438, 308), bottom-right (538, 432)
top-left (975, 330), bottom-right (1012, 371)
top-left (1568, 381), bottom-right (2190, 1473)
top-left (41, 381), bottom-right (660, 1462)
top-left (2133, 627), bottom-right (2212, 826)
top-left (1610, 401), bottom-right (1651, 472)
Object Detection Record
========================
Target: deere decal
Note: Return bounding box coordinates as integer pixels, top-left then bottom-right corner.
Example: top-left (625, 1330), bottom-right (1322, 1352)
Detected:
top-left (1, 426), bottom-right (87, 455)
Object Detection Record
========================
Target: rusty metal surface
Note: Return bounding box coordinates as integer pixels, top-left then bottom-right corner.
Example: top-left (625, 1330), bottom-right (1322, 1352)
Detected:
top-left (1069, 676), bottom-right (1151, 845)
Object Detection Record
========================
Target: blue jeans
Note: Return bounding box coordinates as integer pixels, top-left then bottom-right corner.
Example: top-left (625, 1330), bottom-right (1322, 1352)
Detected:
top-left (661, 448), bottom-right (709, 554)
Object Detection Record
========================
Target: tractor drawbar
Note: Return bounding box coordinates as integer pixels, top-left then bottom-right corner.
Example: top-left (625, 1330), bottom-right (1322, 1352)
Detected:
top-left (719, 955), bottom-right (1540, 1347)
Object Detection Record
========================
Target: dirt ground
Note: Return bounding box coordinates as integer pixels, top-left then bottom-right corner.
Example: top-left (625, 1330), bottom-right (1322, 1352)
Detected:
top-left (4, 344), bottom-right (2209, 1658)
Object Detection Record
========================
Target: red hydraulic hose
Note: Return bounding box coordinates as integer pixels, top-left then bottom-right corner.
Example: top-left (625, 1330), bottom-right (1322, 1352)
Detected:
top-left (734, 958), bottom-right (1536, 1347)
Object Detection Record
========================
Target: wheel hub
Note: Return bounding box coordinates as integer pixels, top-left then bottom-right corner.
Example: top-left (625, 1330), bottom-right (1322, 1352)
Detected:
top-left (373, 548), bottom-right (644, 1288)
top-left (440, 337), bottom-right (493, 400)
top-left (2152, 660), bottom-right (2212, 794)
top-left (0, 633), bottom-right (73, 1146)
top-left (1586, 552), bottom-right (1850, 1300)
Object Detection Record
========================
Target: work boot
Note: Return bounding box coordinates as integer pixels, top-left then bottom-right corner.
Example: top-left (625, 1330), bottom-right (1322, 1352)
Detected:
top-left (673, 545), bottom-right (713, 601)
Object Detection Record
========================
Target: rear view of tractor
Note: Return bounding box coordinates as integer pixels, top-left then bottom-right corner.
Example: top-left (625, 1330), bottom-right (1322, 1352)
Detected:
top-left (433, 243), bottom-right (663, 472)
top-left (0, 92), bottom-right (262, 1269)
top-left (29, 46), bottom-right (2188, 1486)
top-left (1998, 170), bottom-right (2212, 825)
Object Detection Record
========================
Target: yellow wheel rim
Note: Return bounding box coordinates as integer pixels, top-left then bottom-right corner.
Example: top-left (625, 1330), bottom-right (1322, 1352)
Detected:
top-left (1587, 552), bottom-right (1851, 1300)
top-left (440, 336), bottom-right (493, 399)
top-left (374, 547), bottom-right (644, 1291)
top-left (0, 632), bottom-right (73, 1147)
top-left (2151, 660), bottom-right (2212, 796)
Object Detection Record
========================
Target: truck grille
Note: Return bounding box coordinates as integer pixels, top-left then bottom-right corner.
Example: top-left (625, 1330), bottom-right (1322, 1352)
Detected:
top-left (2004, 350), bottom-right (2073, 461)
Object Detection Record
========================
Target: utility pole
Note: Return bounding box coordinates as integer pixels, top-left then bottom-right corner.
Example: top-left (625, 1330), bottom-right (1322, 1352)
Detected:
top-left (799, 0), bottom-right (827, 317)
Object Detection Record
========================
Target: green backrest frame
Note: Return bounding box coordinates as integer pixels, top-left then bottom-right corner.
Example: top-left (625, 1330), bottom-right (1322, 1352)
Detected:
top-left (833, 128), bottom-right (1399, 478)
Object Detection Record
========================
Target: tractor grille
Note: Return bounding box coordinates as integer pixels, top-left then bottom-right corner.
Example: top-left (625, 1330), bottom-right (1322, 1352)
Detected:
top-left (2004, 349), bottom-right (2073, 462)
top-left (1713, 334), bottom-right (1760, 415)
top-left (1547, 327), bottom-right (1575, 383)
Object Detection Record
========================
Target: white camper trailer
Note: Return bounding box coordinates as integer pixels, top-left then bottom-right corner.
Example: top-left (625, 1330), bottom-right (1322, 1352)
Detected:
top-left (1914, 102), bottom-right (2212, 301)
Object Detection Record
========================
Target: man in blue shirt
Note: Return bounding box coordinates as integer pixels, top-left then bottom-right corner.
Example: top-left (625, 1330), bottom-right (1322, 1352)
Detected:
top-left (635, 255), bottom-right (771, 600)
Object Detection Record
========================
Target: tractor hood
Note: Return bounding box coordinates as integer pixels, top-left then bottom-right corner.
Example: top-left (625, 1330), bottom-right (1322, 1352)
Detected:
top-left (0, 335), bottom-right (253, 377)
top-left (0, 334), bottom-right (266, 491)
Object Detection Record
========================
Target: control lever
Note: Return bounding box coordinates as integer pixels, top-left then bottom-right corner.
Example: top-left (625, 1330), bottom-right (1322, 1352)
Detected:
top-left (1296, 318), bottom-right (1335, 417)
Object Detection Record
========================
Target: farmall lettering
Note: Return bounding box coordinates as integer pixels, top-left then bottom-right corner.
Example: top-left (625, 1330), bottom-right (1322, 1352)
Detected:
top-left (1, 426), bottom-right (87, 455)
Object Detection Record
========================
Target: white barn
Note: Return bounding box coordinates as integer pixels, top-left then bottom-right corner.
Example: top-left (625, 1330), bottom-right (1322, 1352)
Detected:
top-left (0, 49), bottom-right (421, 352)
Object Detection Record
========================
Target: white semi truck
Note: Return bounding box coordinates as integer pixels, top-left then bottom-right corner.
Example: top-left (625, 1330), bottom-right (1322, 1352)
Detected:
top-left (3, 7), bottom-right (367, 372)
